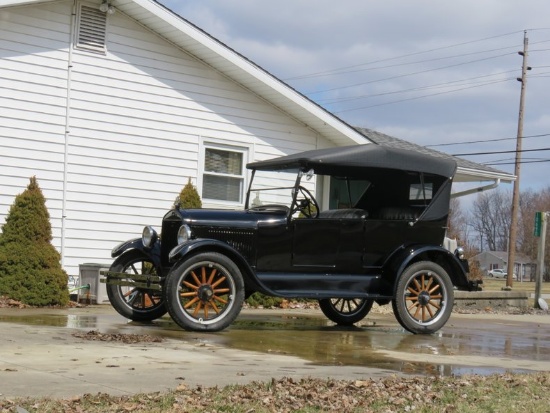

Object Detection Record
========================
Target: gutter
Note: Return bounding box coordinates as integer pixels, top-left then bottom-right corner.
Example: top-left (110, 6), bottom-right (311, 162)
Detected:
top-left (451, 179), bottom-right (501, 198)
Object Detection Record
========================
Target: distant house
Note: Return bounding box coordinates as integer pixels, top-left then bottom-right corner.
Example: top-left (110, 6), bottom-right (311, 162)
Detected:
top-left (0, 0), bottom-right (515, 277)
top-left (473, 251), bottom-right (536, 281)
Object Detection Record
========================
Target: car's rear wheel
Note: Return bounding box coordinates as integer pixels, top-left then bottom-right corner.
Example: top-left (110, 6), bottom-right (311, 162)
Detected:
top-left (164, 252), bottom-right (244, 332)
top-left (319, 298), bottom-right (374, 325)
top-left (106, 250), bottom-right (167, 322)
top-left (392, 261), bottom-right (454, 334)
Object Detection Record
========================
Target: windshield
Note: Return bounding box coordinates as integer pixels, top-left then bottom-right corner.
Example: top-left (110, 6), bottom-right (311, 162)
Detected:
top-left (246, 169), bottom-right (316, 212)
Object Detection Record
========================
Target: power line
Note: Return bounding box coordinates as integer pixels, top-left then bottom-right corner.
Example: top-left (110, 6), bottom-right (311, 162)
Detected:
top-left (284, 30), bottom-right (524, 81)
top-left (305, 52), bottom-right (515, 95)
top-left (318, 71), bottom-right (517, 105)
top-left (426, 133), bottom-right (550, 147)
top-left (452, 147), bottom-right (550, 156)
top-left (485, 159), bottom-right (550, 165)
top-left (334, 79), bottom-right (513, 113)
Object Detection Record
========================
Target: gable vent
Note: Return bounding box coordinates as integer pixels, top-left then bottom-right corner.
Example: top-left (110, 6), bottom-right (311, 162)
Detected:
top-left (76, 4), bottom-right (107, 53)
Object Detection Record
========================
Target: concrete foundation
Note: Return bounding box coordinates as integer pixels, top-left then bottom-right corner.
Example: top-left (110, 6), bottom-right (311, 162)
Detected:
top-left (454, 290), bottom-right (529, 310)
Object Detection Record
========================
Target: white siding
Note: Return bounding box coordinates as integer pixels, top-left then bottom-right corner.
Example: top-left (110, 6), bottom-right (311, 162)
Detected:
top-left (0, 1), bottom-right (333, 277)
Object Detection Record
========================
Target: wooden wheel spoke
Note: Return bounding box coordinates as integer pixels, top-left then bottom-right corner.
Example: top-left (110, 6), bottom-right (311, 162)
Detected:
top-left (406, 295), bottom-right (419, 301)
top-left (407, 301), bottom-right (419, 311)
top-left (430, 294), bottom-right (443, 300)
top-left (407, 287), bottom-right (419, 296)
top-left (193, 301), bottom-right (202, 316)
top-left (211, 276), bottom-right (227, 288)
top-left (190, 270), bottom-right (201, 286)
top-left (184, 297), bottom-right (200, 309)
top-left (422, 306), bottom-right (427, 321)
top-left (428, 300), bottom-right (441, 310)
top-left (207, 268), bottom-right (217, 285)
top-left (201, 267), bottom-right (207, 284)
top-left (123, 288), bottom-right (137, 298)
top-left (413, 278), bottom-right (422, 292)
top-left (213, 295), bottom-right (228, 305)
top-left (213, 288), bottom-right (230, 294)
top-left (183, 280), bottom-right (198, 290)
top-left (413, 303), bottom-right (422, 319)
top-left (429, 284), bottom-right (441, 294)
top-left (180, 291), bottom-right (198, 297)
top-left (425, 277), bottom-right (434, 291)
top-left (426, 304), bottom-right (435, 318)
top-left (203, 302), bottom-right (209, 318)
top-left (209, 301), bottom-right (221, 314)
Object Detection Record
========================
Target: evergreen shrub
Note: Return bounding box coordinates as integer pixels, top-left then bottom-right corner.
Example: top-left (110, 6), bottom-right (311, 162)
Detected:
top-left (177, 178), bottom-right (202, 209)
top-left (0, 177), bottom-right (69, 306)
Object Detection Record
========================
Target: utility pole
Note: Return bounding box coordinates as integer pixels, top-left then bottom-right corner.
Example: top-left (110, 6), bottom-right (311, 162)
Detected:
top-left (506, 31), bottom-right (530, 289)
top-left (534, 212), bottom-right (548, 309)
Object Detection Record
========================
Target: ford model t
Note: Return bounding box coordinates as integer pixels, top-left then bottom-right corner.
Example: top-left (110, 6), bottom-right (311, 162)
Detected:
top-left (102, 144), bottom-right (476, 334)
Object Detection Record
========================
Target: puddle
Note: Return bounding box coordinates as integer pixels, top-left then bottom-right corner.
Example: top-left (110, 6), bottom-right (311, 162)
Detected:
top-left (0, 309), bottom-right (548, 377)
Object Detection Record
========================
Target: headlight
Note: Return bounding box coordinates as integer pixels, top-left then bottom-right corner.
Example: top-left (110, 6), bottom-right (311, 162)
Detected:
top-left (454, 247), bottom-right (465, 260)
top-left (142, 225), bottom-right (158, 248)
top-left (177, 224), bottom-right (192, 244)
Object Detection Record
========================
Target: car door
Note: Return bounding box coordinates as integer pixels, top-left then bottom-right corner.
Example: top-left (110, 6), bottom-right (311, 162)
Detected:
top-left (291, 216), bottom-right (365, 272)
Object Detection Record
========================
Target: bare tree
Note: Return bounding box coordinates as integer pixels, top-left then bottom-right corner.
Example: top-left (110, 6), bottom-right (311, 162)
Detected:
top-left (470, 189), bottom-right (512, 251)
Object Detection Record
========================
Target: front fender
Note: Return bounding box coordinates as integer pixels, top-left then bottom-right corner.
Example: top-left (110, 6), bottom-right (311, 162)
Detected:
top-left (169, 239), bottom-right (247, 265)
top-left (383, 245), bottom-right (470, 289)
top-left (111, 238), bottom-right (161, 268)
top-left (168, 239), bottom-right (260, 290)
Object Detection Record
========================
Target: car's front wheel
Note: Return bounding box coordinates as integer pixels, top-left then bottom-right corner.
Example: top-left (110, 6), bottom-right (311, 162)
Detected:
top-left (106, 250), bottom-right (167, 322)
top-left (164, 252), bottom-right (244, 332)
top-left (319, 298), bottom-right (374, 325)
top-left (392, 261), bottom-right (454, 334)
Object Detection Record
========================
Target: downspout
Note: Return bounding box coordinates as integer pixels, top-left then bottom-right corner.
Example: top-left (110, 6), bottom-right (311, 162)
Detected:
top-left (61, 0), bottom-right (77, 268)
top-left (450, 179), bottom-right (500, 198)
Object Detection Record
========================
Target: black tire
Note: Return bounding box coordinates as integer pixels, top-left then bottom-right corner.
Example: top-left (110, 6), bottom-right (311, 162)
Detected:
top-left (319, 298), bottom-right (374, 325)
top-left (392, 261), bottom-right (454, 334)
top-left (106, 250), bottom-right (167, 322)
top-left (164, 252), bottom-right (245, 332)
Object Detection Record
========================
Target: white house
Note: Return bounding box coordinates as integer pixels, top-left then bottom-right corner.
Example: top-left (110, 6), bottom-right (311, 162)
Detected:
top-left (0, 0), bottom-right (515, 277)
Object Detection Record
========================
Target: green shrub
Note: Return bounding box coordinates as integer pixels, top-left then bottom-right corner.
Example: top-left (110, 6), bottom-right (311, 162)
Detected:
top-left (177, 178), bottom-right (202, 209)
top-left (245, 292), bottom-right (283, 308)
top-left (0, 177), bottom-right (69, 306)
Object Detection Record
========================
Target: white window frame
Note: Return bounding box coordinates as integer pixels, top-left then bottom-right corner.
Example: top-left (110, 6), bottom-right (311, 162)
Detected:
top-left (198, 139), bottom-right (251, 207)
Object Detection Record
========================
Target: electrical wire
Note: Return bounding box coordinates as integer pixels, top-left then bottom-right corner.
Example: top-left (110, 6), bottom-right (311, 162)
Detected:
top-left (452, 147), bottom-right (550, 156)
top-left (426, 133), bottom-right (550, 147)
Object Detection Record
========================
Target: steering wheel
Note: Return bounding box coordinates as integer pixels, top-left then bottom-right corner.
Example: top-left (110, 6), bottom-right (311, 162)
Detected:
top-left (292, 186), bottom-right (320, 218)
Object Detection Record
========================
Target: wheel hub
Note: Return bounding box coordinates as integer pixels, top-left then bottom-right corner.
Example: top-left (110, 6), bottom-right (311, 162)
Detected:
top-left (197, 285), bottom-right (214, 302)
top-left (418, 291), bottom-right (431, 306)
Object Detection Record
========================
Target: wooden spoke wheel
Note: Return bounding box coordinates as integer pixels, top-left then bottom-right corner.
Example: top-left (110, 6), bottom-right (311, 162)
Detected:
top-left (106, 250), bottom-right (166, 322)
top-left (319, 298), bottom-right (374, 325)
top-left (392, 261), bottom-right (454, 334)
top-left (165, 252), bottom-right (244, 332)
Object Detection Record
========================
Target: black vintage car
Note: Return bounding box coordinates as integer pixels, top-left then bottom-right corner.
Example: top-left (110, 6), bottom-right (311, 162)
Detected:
top-left (102, 145), bottom-right (478, 334)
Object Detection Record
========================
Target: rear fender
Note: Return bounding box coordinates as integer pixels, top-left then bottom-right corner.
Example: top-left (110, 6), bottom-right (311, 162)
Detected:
top-left (383, 245), bottom-right (470, 291)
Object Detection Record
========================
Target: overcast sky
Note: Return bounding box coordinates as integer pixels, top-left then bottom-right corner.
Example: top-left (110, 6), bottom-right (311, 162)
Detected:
top-left (161, 0), bottom-right (549, 193)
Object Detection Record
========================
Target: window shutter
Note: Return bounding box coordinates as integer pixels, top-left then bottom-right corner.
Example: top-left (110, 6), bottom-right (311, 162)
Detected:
top-left (77, 4), bottom-right (107, 53)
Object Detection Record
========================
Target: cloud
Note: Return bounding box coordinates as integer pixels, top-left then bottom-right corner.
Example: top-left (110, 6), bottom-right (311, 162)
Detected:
top-left (163, 0), bottom-right (550, 191)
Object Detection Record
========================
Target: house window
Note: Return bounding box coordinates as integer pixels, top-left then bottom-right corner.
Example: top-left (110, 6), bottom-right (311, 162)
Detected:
top-left (76, 3), bottom-right (108, 53)
top-left (202, 147), bottom-right (245, 203)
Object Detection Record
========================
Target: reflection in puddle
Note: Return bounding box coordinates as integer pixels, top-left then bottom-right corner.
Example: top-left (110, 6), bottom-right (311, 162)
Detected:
top-left (0, 310), bottom-right (547, 377)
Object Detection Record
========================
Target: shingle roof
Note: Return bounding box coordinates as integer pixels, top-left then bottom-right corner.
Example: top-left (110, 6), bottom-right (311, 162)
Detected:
top-left (356, 127), bottom-right (515, 183)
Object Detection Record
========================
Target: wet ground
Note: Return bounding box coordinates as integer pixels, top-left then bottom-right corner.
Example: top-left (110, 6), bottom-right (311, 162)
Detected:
top-left (1, 306), bottom-right (549, 397)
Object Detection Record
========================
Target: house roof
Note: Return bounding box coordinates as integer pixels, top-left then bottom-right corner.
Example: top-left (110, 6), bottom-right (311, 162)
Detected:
top-left (2, 0), bottom-right (516, 185)
top-left (357, 128), bottom-right (516, 183)
top-left (474, 250), bottom-right (535, 265)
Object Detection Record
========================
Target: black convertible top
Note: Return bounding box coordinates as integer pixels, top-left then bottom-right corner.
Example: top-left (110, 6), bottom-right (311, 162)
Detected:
top-left (247, 144), bottom-right (457, 178)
